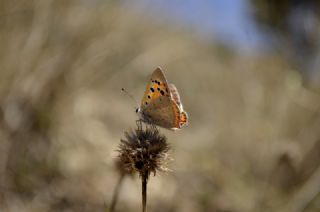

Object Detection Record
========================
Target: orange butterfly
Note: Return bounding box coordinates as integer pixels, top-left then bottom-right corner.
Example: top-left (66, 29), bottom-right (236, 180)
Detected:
top-left (136, 67), bottom-right (188, 130)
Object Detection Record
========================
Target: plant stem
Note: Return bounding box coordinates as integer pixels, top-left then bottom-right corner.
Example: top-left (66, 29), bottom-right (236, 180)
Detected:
top-left (142, 172), bottom-right (148, 212)
top-left (110, 172), bottom-right (125, 212)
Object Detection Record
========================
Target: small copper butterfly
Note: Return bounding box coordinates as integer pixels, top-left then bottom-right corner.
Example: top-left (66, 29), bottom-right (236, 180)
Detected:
top-left (136, 67), bottom-right (188, 130)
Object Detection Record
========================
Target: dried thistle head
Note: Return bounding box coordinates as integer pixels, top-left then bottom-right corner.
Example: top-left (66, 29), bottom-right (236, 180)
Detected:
top-left (118, 124), bottom-right (170, 180)
top-left (114, 157), bottom-right (135, 177)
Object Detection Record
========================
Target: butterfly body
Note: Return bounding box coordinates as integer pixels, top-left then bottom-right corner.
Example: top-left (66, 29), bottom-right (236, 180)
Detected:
top-left (137, 67), bottom-right (188, 130)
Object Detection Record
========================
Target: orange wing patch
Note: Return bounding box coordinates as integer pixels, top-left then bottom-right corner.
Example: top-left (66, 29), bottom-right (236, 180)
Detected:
top-left (141, 68), bottom-right (170, 108)
top-left (141, 80), bottom-right (170, 106)
top-left (179, 111), bottom-right (188, 127)
top-left (172, 102), bottom-right (188, 129)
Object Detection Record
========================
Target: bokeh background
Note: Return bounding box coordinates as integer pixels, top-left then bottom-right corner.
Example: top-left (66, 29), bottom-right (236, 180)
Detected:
top-left (1, 0), bottom-right (320, 211)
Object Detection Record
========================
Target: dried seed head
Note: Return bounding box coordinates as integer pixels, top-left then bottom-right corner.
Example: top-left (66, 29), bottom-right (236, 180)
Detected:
top-left (114, 157), bottom-right (135, 177)
top-left (118, 124), bottom-right (170, 180)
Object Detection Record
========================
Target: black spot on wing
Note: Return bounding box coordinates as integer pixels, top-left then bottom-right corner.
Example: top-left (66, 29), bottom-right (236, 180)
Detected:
top-left (153, 80), bottom-right (161, 85)
top-left (160, 90), bottom-right (165, 95)
top-left (150, 88), bottom-right (154, 92)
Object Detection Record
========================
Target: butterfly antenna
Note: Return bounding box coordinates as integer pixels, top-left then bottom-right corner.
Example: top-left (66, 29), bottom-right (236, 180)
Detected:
top-left (121, 88), bottom-right (139, 109)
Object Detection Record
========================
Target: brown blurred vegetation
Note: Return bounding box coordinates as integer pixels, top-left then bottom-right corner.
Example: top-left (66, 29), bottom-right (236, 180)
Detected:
top-left (0, 0), bottom-right (320, 211)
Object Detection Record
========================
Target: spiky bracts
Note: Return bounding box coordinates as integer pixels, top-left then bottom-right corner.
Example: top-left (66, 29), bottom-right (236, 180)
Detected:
top-left (118, 124), bottom-right (170, 180)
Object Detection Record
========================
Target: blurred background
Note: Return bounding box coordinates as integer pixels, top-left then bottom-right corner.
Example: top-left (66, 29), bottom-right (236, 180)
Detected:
top-left (0, 0), bottom-right (320, 211)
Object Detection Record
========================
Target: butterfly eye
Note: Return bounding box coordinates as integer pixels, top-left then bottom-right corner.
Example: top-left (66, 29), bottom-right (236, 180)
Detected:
top-left (135, 108), bottom-right (139, 113)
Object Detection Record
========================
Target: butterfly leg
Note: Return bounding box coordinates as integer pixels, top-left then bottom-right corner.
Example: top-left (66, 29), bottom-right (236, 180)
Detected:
top-left (150, 124), bottom-right (157, 130)
top-left (136, 119), bottom-right (143, 130)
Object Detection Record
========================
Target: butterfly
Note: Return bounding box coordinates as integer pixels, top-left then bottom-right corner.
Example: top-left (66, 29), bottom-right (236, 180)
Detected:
top-left (136, 67), bottom-right (188, 130)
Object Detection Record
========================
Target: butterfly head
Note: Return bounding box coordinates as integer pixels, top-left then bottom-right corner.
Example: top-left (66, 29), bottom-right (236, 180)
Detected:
top-left (135, 107), bottom-right (145, 121)
top-left (135, 107), bottom-right (140, 114)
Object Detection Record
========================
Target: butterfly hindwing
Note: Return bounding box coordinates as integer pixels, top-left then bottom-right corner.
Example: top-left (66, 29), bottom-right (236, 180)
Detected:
top-left (179, 111), bottom-right (188, 127)
top-left (169, 83), bottom-right (182, 108)
top-left (169, 83), bottom-right (188, 127)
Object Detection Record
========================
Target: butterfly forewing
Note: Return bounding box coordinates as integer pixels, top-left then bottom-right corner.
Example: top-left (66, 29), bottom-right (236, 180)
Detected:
top-left (143, 96), bottom-right (178, 129)
top-left (140, 67), bottom-right (170, 109)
